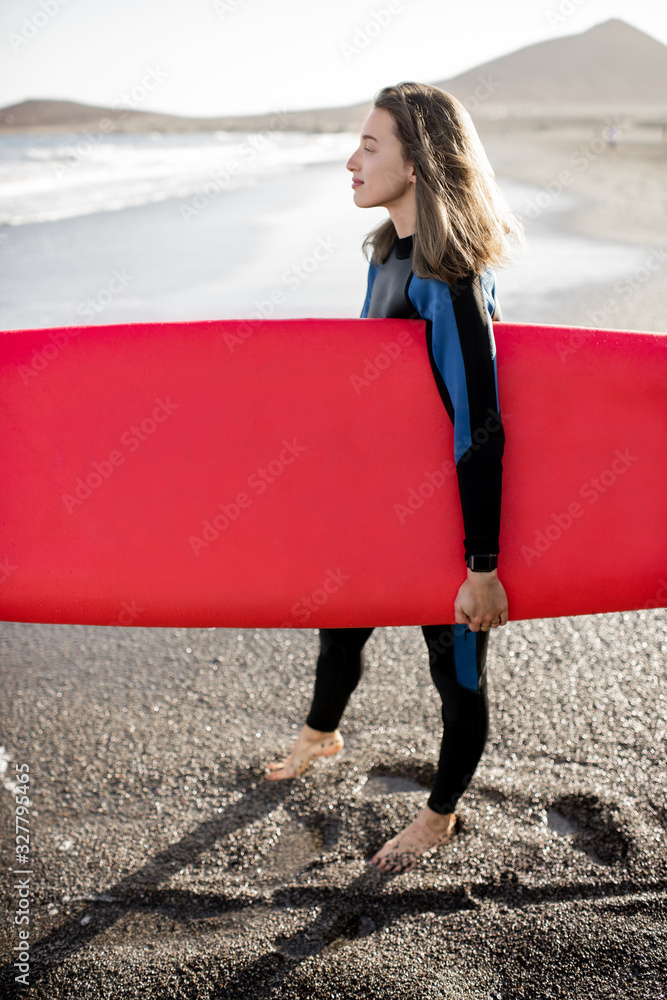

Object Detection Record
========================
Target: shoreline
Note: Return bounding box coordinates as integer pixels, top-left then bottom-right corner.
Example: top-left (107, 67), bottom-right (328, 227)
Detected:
top-left (2, 126), bottom-right (666, 335)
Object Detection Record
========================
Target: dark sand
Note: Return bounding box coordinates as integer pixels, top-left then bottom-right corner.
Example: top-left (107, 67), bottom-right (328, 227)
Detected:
top-left (0, 611), bottom-right (665, 998)
top-left (1, 124), bottom-right (666, 998)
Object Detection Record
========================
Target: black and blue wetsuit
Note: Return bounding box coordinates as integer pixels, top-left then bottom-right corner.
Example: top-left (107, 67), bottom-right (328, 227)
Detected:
top-left (306, 233), bottom-right (504, 815)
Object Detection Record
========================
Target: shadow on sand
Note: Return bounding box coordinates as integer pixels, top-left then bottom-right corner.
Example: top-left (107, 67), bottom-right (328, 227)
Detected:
top-left (2, 776), bottom-right (664, 996)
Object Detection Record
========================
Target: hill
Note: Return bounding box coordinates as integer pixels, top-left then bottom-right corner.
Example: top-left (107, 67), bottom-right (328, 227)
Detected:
top-left (1, 19), bottom-right (665, 134)
top-left (435, 19), bottom-right (667, 114)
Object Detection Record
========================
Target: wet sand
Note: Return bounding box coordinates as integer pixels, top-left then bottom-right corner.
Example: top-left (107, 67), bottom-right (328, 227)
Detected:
top-left (1, 123), bottom-right (666, 997)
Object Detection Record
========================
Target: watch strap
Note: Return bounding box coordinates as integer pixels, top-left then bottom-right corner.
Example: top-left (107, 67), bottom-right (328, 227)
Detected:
top-left (466, 554), bottom-right (498, 572)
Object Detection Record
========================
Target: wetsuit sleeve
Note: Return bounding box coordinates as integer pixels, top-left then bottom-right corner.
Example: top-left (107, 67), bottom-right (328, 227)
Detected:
top-left (360, 260), bottom-right (380, 318)
top-left (407, 273), bottom-right (505, 559)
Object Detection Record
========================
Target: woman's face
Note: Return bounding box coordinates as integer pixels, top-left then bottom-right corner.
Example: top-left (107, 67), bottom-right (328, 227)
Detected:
top-left (346, 107), bottom-right (416, 213)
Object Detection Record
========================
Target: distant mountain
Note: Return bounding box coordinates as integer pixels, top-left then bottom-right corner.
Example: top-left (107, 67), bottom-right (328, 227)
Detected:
top-left (435, 19), bottom-right (667, 112)
top-left (0, 98), bottom-right (305, 134)
top-left (0, 95), bottom-right (370, 133)
top-left (1, 19), bottom-right (665, 134)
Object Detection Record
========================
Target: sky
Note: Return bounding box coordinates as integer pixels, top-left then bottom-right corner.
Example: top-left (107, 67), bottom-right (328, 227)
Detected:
top-left (2, 0), bottom-right (667, 118)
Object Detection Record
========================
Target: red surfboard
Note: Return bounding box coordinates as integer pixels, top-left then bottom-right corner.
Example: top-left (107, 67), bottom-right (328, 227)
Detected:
top-left (0, 318), bottom-right (665, 626)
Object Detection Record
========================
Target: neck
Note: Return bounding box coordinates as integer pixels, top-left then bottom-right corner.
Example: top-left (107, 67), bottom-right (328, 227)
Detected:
top-left (391, 211), bottom-right (416, 239)
top-left (388, 193), bottom-right (416, 239)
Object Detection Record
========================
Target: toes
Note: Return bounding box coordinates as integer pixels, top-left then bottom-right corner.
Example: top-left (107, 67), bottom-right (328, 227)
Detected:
top-left (368, 844), bottom-right (398, 872)
top-left (264, 734), bottom-right (343, 782)
top-left (264, 765), bottom-right (295, 780)
top-left (369, 853), bottom-right (408, 874)
top-left (399, 858), bottom-right (418, 873)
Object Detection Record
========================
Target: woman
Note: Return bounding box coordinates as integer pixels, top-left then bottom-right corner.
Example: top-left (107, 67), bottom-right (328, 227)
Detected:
top-left (266, 83), bottom-right (523, 873)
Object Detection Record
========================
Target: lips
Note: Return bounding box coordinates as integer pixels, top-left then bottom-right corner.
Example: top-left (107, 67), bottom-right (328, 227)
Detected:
top-left (351, 179), bottom-right (363, 189)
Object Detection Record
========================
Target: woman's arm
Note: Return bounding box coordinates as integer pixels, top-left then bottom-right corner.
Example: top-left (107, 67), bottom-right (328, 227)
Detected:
top-left (407, 271), bottom-right (504, 558)
top-left (407, 271), bottom-right (508, 629)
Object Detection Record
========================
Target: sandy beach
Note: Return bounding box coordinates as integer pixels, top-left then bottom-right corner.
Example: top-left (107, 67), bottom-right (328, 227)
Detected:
top-left (482, 117), bottom-right (667, 334)
top-left (1, 118), bottom-right (666, 998)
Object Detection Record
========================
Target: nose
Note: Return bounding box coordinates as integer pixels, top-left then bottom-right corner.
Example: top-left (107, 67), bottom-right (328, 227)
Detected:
top-left (346, 148), bottom-right (359, 173)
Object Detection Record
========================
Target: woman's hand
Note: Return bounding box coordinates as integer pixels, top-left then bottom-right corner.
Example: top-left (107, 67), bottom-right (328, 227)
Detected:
top-left (454, 568), bottom-right (508, 631)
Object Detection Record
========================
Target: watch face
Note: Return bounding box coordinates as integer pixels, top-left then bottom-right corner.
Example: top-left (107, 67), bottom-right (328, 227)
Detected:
top-left (469, 555), bottom-right (497, 571)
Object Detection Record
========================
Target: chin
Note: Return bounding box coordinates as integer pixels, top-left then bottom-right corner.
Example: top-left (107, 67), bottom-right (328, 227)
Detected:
top-left (353, 189), bottom-right (372, 208)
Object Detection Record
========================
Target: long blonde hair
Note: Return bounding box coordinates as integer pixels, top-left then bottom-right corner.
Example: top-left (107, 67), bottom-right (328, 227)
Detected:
top-left (363, 82), bottom-right (524, 283)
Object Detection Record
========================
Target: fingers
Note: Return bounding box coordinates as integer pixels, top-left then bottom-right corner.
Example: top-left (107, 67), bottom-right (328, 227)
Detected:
top-left (469, 613), bottom-right (508, 632)
top-left (455, 575), bottom-right (509, 632)
top-left (456, 600), bottom-right (509, 632)
top-left (454, 604), bottom-right (469, 623)
top-left (459, 615), bottom-right (495, 632)
top-left (455, 602), bottom-right (508, 631)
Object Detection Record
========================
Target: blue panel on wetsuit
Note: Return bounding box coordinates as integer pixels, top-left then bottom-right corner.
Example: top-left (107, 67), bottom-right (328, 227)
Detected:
top-left (407, 275), bottom-right (473, 464)
top-left (453, 624), bottom-right (479, 691)
top-left (360, 260), bottom-right (380, 317)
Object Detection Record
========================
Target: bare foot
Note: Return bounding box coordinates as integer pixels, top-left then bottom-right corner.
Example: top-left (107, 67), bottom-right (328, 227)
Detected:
top-left (265, 724), bottom-right (344, 780)
top-left (369, 805), bottom-right (458, 873)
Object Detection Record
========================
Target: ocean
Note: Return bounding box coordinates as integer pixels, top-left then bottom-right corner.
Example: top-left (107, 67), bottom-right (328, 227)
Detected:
top-left (0, 131), bottom-right (649, 331)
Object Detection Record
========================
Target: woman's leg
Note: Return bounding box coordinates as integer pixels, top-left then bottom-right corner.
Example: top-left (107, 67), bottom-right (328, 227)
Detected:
top-left (266, 627), bottom-right (374, 779)
top-left (369, 623), bottom-right (489, 872)
top-left (306, 627), bottom-right (373, 731)
top-left (425, 622), bottom-right (489, 811)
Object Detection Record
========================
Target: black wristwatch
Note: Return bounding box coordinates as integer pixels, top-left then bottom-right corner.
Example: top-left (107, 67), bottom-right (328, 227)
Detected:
top-left (466, 554), bottom-right (498, 572)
